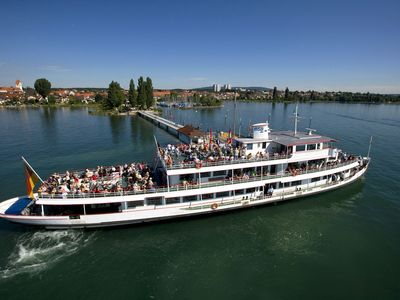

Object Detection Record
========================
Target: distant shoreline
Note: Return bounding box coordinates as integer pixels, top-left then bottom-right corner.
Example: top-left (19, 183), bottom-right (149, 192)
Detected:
top-left (1, 100), bottom-right (399, 112)
top-left (229, 99), bottom-right (400, 105)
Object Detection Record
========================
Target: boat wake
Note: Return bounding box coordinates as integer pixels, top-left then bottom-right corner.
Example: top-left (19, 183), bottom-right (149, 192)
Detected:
top-left (0, 230), bottom-right (95, 279)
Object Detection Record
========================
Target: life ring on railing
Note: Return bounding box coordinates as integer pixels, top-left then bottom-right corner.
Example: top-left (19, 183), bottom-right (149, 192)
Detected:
top-left (211, 203), bottom-right (218, 210)
top-left (195, 161), bottom-right (202, 169)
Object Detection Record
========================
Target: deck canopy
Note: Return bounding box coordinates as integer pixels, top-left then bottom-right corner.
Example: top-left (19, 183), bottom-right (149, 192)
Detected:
top-left (269, 131), bottom-right (336, 147)
top-left (177, 125), bottom-right (208, 144)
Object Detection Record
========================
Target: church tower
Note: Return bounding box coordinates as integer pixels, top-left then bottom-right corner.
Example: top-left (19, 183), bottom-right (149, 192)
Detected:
top-left (15, 80), bottom-right (23, 91)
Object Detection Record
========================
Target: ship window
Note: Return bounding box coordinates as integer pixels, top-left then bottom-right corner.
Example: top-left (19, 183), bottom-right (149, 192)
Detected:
top-left (317, 143), bottom-right (322, 149)
top-left (216, 191), bottom-right (230, 198)
top-left (201, 172), bottom-right (211, 178)
top-left (183, 195), bottom-right (197, 202)
top-left (311, 177), bottom-right (320, 183)
top-left (235, 189), bottom-right (244, 195)
top-left (202, 193), bottom-right (214, 200)
top-left (246, 143), bottom-right (253, 150)
top-left (127, 200), bottom-right (144, 208)
top-left (246, 188), bottom-right (256, 194)
top-left (292, 180), bottom-right (302, 186)
top-left (44, 205), bottom-right (85, 216)
top-left (166, 197), bottom-right (180, 204)
top-left (84, 203), bottom-right (121, 215)
top-left (180, 174), bottom-right (193, 181)
top-left (243, 167), bottom-right (254, 174)
top-left (296, 145), bottom-right (306, 152)
top-left (146, 197), bottom-right (163, 206)
top-left (262, 142), bottom-right (267, 149)
top-left (307, 144), bottom-right (316, 151)
top-left (213, 170), bottom-right (226, 177)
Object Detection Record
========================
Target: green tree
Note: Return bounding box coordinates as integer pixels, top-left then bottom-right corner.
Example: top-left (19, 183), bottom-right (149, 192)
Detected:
top-left (272, 86), bottom-right (277, 100)
top-left (137, 76), bottom-right (146, 109)
top-left (310, 90), bottom-right (316, 101)
top-left (284, 87), bottom-right (289, 99)
top-left (47, 95), bottom-right (56, 104)
top-left (128, 79), bottom-right (138, 107)
top-left (145, 77), bottom-right (154, 108)
top-left (105, 81), bottom-right (124, 109)
top-left (34, 78), bottom-right (51, 99)
top-left (94, 93), bottom-right (104, 103)
top-left (69, 96), bottom-right (81, 105)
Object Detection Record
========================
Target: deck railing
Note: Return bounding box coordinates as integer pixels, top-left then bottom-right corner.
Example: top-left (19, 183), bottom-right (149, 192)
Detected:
top-left (38, 159), bottom-right (357, 200)
top-left (162, 147), bottom-right (334, 170)
top-left (164, 153), bottom-right (292, 170)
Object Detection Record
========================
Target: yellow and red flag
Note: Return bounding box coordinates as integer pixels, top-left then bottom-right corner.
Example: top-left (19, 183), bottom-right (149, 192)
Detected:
top-left (22, 157), bottom-right (42, 199)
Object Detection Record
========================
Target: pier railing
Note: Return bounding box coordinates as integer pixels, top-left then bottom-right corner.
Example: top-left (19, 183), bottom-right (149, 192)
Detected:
top-left (38, 159), bottom-right (357, 199)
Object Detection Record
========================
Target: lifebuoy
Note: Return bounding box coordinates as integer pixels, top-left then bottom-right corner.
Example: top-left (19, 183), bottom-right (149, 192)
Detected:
top-left (211, 203), bottom-right (218, 210)
top-left (195, 161), bottom-right (202, 169)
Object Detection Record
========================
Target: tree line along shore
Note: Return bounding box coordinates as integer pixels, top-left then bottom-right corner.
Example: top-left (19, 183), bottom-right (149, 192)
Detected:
top-left (1, 79), bottom-right (399, 110)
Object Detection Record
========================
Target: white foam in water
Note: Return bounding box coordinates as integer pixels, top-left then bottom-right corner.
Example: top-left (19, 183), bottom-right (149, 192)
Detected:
top-left (0, 230), bottom-right (95, 279)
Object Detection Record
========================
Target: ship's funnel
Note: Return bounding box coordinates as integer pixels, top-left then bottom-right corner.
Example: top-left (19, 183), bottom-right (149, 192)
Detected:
top-left (252, 123), bottom-right (270, 139)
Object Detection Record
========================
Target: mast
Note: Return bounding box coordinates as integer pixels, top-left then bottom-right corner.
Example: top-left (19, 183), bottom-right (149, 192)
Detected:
top-left (294, 103), bottom-right (299, 135)
top-left (238, 117), bottom-right (242, 137)
top-left (367, 136), bottom-right (373, 158)
top-left (232, 92), bottom-right (237, 137)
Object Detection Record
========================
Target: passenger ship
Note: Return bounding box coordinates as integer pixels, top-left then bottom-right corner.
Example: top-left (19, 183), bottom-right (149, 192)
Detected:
top-left (0, 113), bottom-right (370, 229)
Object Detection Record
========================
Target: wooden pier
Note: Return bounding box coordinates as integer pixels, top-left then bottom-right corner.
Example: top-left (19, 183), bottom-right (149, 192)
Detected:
top-left (138, 111), bottom-right (183, 138)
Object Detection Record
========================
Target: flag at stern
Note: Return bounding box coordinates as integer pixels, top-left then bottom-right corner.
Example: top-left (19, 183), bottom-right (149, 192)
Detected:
top-left (22, 156), bottom-right (44, 199)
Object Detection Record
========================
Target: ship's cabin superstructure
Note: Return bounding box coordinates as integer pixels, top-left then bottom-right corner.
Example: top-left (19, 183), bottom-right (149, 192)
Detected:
top-left (158, 122), bottom-right (341, 189)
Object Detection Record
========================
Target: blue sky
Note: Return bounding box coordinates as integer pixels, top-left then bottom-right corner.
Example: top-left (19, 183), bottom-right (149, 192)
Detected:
top-left (0, 0), bottom-right (399, 93)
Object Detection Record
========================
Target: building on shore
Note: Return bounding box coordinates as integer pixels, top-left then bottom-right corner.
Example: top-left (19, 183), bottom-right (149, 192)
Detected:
top-left (0, 80), bottom-right (25, 100)
top-left (213, 84), bottom-right (221, 92)
top-left (153, 90), bottom-right (172, 100)
top-left (224, 83), bottom-right (232, 91)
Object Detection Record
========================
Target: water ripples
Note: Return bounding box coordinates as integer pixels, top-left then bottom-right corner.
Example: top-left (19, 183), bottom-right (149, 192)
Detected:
top-left (0, 230), bottom-right (95, 279)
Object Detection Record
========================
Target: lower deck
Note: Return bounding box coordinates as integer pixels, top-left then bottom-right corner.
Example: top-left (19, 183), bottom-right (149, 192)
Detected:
top-left (0, 160), bottom-right (369, 228)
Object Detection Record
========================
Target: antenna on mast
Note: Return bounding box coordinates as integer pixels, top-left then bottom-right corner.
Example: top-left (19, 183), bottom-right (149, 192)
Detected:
top-left (291, 103), bottom-right (302, 135)
top-left (305, 117), bottom-right (316, 135)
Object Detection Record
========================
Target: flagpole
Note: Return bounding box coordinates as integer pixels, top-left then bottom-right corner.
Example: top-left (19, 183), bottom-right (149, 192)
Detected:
top-left (21, 156), bottom-right (45, 184)
top-left (367, 136), bottom-right (373, 158)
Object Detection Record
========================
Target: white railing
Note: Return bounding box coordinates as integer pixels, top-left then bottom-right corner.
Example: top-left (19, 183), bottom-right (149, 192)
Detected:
top-left (38, 159), bottom-right (358, 199)
top-left (164, 153), bottom-right (292, 170)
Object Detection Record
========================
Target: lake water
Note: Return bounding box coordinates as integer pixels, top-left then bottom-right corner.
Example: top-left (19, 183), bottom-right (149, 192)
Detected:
top-left (0, 102), bottom-right (399, 299)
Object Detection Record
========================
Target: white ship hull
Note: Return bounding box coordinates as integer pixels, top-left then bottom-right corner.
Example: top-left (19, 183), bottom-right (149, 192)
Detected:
top-left (0, 163), bottom-right (368, 229)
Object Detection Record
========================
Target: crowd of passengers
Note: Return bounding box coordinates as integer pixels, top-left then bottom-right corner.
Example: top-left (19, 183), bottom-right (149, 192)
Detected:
top-left (287, 153), bottom-right (358, 174)
top-left (159, 141), bottom-right (281, 167)
top-left (38, 162), bottom-right (155, 196)
top-left (174, 152), bottom-right (360, 188)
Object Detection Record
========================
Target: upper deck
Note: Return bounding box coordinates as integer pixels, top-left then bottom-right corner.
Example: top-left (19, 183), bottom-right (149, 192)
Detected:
top-left (158, 124), bottom-right (336, 172)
